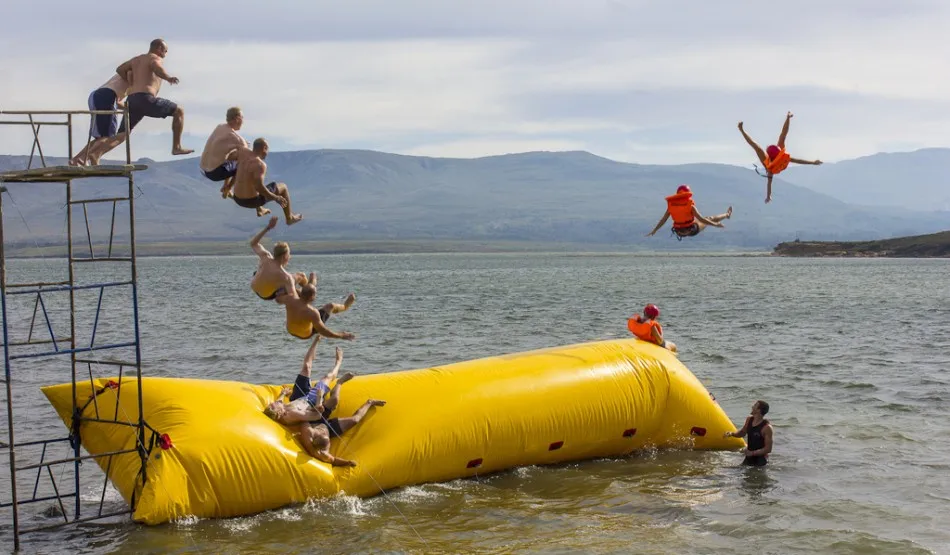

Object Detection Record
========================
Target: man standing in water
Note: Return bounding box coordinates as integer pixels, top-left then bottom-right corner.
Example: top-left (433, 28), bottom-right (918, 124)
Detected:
top-left (227, 138), bottom-right (303, 225)
top-left (89, 38), bottom-right (193, 162)
top-left (724, 400), bottom-right (773, 466)
top-left (248, 216), bottom-right (308, 301)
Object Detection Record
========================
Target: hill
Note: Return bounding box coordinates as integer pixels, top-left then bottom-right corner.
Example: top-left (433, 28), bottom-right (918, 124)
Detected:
top-left (773, 230), bottom-right (950, 257)
top-left (2, 149), bottom-right (950, 251)
top-left (783, 148), bottom-right (950, 211)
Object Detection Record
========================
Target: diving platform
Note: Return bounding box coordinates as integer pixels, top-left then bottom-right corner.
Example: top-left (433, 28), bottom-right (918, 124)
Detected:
top-left (0, 107), bottom-right (149, 551)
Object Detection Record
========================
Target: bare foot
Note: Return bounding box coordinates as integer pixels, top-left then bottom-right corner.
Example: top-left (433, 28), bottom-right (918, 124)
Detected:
top-left (68, 158), bottom-right (84, 167)
top-left (172, 147), bottom-right (194, 156)
top-left (256, 207), bottom-right (272, 217)
top-left (287, 213), bottom-right (303, 225)
top-left (338, 372), bottom-right (355, 385)
top-left (726, 206), bottom-right (733, 219)
top-left (343, 293), bottom-right (356, 308)
top-left (367, 399), bottom-right (386, 407)
top-left (88, 154), bottom-right (101, 166)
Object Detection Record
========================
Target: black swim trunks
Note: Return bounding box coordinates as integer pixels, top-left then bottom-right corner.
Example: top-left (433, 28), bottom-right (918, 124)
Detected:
top-left (673, 223), bottom-right (700, 240)
top-left (233, 182), bottom-right (279, 209)
top-left (202, 160), bottom-right (238, 182)
top-left (88, 88), bottom-right (119, 138)
top-left (118, 92), bottom-right (178, 132)
top-left (321, 417), bottom-right (345, 438)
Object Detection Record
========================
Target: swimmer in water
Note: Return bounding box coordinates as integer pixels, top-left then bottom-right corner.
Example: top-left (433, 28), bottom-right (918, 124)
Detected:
top-left (724, 400), bottom-right (773, 466)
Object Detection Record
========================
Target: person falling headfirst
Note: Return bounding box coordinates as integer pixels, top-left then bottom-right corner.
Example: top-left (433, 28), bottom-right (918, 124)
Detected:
top-left (646, 185), bottom-right (731, 240)
top-left (738, 112), bottom-right (823, 204)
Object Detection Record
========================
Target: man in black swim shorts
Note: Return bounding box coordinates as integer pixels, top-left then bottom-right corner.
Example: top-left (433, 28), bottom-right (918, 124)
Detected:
top-left (263, 336), bottom-right (354, 427)
top-left (89, 38), bottom-right (193, 162)
top-left (227, 138), bottom-right (303, 224)
top-left (298, 397), bottom-right (387, 467)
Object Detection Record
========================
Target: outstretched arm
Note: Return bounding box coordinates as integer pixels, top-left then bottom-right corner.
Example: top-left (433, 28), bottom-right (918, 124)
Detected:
top-left (309, 310), bottom-right (355, 341)
top-left (149, 57), bottom-right (179, 84)
top-left (725, 416), bottom-right (753, 438)
top-left (789, 157), bottom-right (822, 166)
top-left (646, 211), bottom-right (671, 237)
top-left (249, 216), bottom-right (278, 258)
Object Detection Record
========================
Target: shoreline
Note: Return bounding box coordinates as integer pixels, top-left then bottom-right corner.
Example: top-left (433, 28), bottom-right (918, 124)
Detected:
top-left (772, 230), bottom-right (950, 258)
top-left (2, 239), bottom-right (771, 259)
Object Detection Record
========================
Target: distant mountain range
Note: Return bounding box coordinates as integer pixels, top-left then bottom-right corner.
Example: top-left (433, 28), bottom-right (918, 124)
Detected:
top-left (1, 147), bottom-right (948, 250)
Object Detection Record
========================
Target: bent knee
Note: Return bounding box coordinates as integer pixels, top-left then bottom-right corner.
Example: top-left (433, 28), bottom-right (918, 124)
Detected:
top-left (173, 106), bottom-right (185, 117)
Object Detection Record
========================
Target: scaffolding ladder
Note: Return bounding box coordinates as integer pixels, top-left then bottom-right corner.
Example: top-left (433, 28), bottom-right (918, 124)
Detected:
top-left (0, 108), bottom-right (149, 551)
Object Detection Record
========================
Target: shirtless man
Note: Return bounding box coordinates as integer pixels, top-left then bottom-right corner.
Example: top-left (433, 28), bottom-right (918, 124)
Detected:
top-left (263, 336), bottom-right (354, 427)
top-left (88, 38), bottom-right (192, 163)
top-left (70, 72), bottom-right (131, 166)
top-left (199, 107), bottom-right (248, 198)
top-left (738, 112), bottom-right (823, 203)
top-left (276, 283), bottom-right (356, 341)
top-left (226, 138), bottom-right (302, 224)
top-left (297, 398), bottom-right (386, 467)
top-left (249, 216), bottom-right (308, 301)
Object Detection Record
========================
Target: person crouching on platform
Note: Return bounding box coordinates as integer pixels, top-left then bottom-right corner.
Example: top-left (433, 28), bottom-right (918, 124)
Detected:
top-left (627, 303), bottom-right (677, 352)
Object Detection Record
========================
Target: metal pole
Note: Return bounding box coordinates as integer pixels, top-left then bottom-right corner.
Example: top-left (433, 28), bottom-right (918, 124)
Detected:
top-left (128, 171), bottom-right (146, 501)
top-left (66, 177), bottom-right (80, 521)
top-left (67, 114), bottom-right (73, 163)
top-left (1, 188), bottom-right (22, 551)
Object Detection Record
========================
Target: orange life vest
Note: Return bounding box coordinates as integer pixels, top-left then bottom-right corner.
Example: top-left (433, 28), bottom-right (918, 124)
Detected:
top-left (664, 192), bottom-right (695, 229)
top-left (627, 315), bottom-right (663, 345)
top-left (764, 149), bottom-right (791, 175)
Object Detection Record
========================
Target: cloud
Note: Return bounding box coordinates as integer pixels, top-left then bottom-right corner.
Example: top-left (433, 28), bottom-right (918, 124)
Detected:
top-left (1, 0), bottom-right (948, 166)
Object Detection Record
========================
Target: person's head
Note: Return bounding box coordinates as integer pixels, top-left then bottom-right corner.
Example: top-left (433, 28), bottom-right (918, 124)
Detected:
top-left (263, 400), bottom-right (287, 422)
top-left (312, 427), bottom-right (330, 450)
top-left (643, 303), bottom-right (660, 320)
top-left (253, 137), bottom-right (269, 159)
top-left (752, 400), bottom-right (769, 417)
top-left (273, 241), bottom-right (290, 265)
top-left (766, 145), bottom-right (780, 159)
top-left (300, 284), bottom-right (316, 302)
top-left (676, 184), bottom-right (691, 195)
top-left (226, 107), bottom-right (243, 130)
top-left (149, 38), bottom-right (168, 58)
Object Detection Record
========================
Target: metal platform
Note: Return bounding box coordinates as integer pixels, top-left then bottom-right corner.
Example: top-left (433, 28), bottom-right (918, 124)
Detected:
top-left (0, 165), bottom-right (148, 183)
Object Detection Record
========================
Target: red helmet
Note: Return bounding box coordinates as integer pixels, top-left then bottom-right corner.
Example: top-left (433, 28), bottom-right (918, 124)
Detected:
top-left (766, 145), bottom-right (780, 159)
top-left (676, 184), bottom-right (691, 194)
top-left (643, 304), bottom-right (660, 318)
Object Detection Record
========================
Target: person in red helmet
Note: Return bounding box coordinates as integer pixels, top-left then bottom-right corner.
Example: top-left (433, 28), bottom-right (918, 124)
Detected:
top-left (627, 304), bottom-right (677, 352)
top-left (646, 184), bottom-right (732, 240)
top-left (737, 112), bottom-right (823, 204)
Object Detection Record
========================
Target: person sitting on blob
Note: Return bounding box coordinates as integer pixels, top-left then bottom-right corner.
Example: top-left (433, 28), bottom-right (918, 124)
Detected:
top-left (627, 304), bottom-right (677, 352)
top-left (646, 185), bottom-right (731, 240)
top-left (737, 111), bottom-right (823, 204)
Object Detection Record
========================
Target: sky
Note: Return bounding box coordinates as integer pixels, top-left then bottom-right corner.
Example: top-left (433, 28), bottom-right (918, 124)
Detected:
top-left (1, 0), bottom-right (949, 166)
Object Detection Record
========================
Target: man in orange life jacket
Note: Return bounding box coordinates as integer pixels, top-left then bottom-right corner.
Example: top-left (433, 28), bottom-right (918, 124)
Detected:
top-left (646, 185), bottom-right (731, 240)
top-left (724, 400), bottom-right (773, 467)
top-left (738, 112), bottom-right (823, 204)
top-left (627, 304), bottom-right (677, 352)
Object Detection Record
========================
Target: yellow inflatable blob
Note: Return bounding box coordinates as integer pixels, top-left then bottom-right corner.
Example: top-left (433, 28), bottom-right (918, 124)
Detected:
top-left (41, 338), bottom-right (746, 524)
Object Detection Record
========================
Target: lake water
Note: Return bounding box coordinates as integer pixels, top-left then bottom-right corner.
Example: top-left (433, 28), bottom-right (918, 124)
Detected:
top-left (1, 253), bottom-right (949, 554)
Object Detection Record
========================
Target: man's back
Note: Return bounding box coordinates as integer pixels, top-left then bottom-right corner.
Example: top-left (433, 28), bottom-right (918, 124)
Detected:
top-left (232, 148), bottom-right (265, 198)
top-left (128, 53), bottom-right (162, 95)
top-left (200, 124), bottom-right (246, 171)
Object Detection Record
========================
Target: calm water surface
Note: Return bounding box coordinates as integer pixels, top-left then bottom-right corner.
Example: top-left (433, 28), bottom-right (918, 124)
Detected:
top-left (1, 253), bottom-right (948, 554)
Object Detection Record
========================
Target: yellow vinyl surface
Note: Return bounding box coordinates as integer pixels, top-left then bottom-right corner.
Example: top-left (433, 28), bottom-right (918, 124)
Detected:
top-left (41, 338), bottom-right (746, 524)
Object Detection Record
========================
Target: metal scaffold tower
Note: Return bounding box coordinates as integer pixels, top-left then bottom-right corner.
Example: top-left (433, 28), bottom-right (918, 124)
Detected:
top-left (0, 108), bottom-right (148, 550)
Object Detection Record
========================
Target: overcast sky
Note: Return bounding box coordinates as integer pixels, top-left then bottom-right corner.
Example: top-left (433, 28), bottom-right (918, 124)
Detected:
top-left (1, 0), bottom-right (948, 165)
